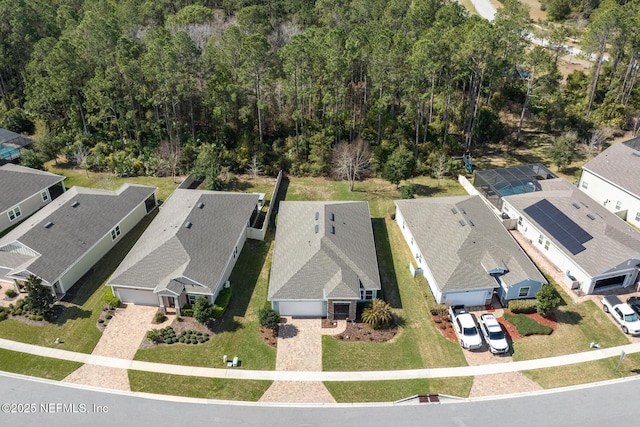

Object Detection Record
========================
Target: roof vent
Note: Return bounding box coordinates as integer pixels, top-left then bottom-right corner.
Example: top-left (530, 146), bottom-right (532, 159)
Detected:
top-left (197, 202), bottom-right (204, 209)
top-left (460, 208), bottom-right (467, 215)
top-left (184, 221), bottom-right (193, 229)
top-left (71, 201), bottom-right (79, 208)
top-left (451, 208), bottom-right (458, 214)
top-left (315, 224), bottom-right (319, 234)
top-left (315, 211), bottom-right (319, 220)
top-left (330, 224), bottom-right (335, 234)
top-left (458, 220), bottom-right (466, 227)
top-left (572, 203), bottom-right (580, 209)
top-left (329, 212), bottom-right (335, 221)
top-left (468, 220), bottom-right (475, 227)
top-left (44, 221), bottom-right (54, 229)
top-left (586, 214), bottom-right (596, 220)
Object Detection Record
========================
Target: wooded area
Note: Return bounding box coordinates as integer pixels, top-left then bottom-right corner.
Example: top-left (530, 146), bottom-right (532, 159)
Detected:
top-left (1, 0), bottom-right (639, 184)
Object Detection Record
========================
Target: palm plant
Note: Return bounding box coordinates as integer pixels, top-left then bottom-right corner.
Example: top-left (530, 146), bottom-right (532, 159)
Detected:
top-left (361, 298), bottom-right (393, 329)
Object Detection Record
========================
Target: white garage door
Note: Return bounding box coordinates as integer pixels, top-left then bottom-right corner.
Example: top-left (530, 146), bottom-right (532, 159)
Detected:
top-left (277, 301), bottom-right (326, 317)
top-left (442, 290), bottom-right (490, 307)
top-left (115, 288), bottom-right (159, 306)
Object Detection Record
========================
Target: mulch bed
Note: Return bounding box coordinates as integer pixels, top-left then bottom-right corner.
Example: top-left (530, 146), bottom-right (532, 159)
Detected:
top-left (431, 315), bottom-right (457, 342)
top-left (497, 310), bottom-right (557, 340)
top-left (259, 326), bottom-right (278, 348)
top-left (333, 320), bottom-right (399, 343)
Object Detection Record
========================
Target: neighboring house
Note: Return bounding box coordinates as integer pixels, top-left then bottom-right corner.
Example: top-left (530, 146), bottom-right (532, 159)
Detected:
top-left (395, 195), bottom-right (546, 307)
top-left (0, 184), bottom-right (157, 297)
top-left (108, 190), bottom-right (260, 315)
top-left (502, 178), bottom-right (640, 295)
top-left (0, 164), bottom-right (66, 233)
top-left (0, 128), bottom-right (33, 163)
top-left (579, 138), bottom-right (640, 228)
top-left (268, 201), bottom-right (381, 320)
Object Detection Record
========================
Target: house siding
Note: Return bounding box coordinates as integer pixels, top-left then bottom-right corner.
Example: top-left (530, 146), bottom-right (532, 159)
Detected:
top-left (0, 190), bottom-right (52, 233)
top-left (210, 224), bottom-right (249, 303)
top-left (504, 278), bottom-right (544, 300)
top-left (579, 169), bottom-right (640, 227)
top-left (57, 201), bottom-right (148, 293)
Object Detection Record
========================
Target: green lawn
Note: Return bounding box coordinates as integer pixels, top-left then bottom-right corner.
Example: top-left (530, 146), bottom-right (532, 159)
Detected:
top-left (134, 235), bottom-right (277, 370)
top-left (128, 371), bottom-right (271, 401)
top-left (504, 312), bottom-right (553, 336)
top-left (0, 349), bottom-right (82, 380)
top-left (325, 377), bottom-right (473, 402)
top-left (523, 353), bottom-right (640, 389)
top-left (46, 161), bottom-right (180, 203)
top-left (511, 298), bottom-right (630, 361)
top-left (0, 212), bottom-right (157, 353)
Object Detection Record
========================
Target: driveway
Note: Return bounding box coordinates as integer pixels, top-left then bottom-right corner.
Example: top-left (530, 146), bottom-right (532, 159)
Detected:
top-left (63, 304), bottom-right (166, 390)
top-left (259, 317), bottom-right (346, 403)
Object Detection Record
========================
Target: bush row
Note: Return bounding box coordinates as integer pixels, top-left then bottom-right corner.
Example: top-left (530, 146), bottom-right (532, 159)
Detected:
top-left (508, 299), bottom-right (537, 314)
top-left (146, 326), bottom-right (210, 345)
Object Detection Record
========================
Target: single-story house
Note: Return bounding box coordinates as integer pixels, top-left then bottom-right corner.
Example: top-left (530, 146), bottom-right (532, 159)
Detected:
top-left (0, 164), bottom-right (66, 233)
top-left (108, 190), bottom-right (260, 314)
top-left (0, 128), bottom-right (33, 163)
top-left (0, 184), bottom-right (157, 297)
top-left (395, 195), bottom-right (546, 306)
top-left (268, 201), bottom-right (381, 320)
top-left (579, 137), bottom-right (640, 228)
top-left (502, 178), bottom-right (640, 295)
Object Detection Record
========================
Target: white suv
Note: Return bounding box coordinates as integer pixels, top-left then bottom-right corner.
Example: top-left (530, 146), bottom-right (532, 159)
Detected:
top-left (479, 313), bottom-right (509, 354)
top-left (449, 305), bottom-right (483, 350)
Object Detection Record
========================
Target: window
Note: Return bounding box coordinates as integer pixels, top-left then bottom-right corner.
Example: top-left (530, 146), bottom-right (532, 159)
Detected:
top-left (581, 181), bottom-right (588, 189)
top-left (7, 206), bottom-right (21, 222)
top-left (517, 216), bottom-right (523, 225)
top-left (41, 191), bottom-right (49, 202)
top-left (518, 287), bottom-right (530, 297)
top-left (188, 295), bottom-right (197, 305)
top-left (110, 225), bottom-right (121, 241)
top-left (538, 234), bottom-right (544, 245)
top-left (361, 289), bottom-right (374, 300)
top-left (636, 212), bottom-right (640, 222)
top-left (544, 240), bottom-right (550, 250)
top-left (615, 201), bottom-right (622, 210)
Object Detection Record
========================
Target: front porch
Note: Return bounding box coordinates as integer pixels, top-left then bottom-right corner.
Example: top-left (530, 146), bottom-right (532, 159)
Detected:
top-left (327, 299), bottom-right (357, 321)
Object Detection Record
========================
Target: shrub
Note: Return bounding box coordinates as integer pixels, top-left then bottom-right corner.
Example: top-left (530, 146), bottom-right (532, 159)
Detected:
top-left (103, 293), bottom-right (121, 309)
top-left (0, 312), bottom-right (8, 321)
top-left (362, 299), bottom-right (393, 329)
top-left (5, 289), bottom-right (17, 298)
top-left (98, 318), bottom-right (105, 324)
top-left (176, 316), bottom-right (184, 322)
top-left (182, 308), bottom-right (194, 317)
top-left (146, 329), bottom-right (163, 343)
top-left (193, 296), bottom-right (215, 324)
top-left (258, 307), bottom-right (281, 330)
top-left (400, 182), bottom-right (416, 199)
top-left (105, 314), bottom-right (112, 320)
top-left (509, 299), bottom-right (537, 314)
top-left (536, 283), bottom-right (562, 317)
top-left (154, 312), bottom-right (167, 324)
top-left (213, 288), bottom-right (232, 318)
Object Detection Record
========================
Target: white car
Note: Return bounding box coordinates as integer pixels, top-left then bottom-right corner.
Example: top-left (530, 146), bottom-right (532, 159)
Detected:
top-left (449, 305), bottom-right (483, 350)
top-left (479, 313), bottom-right (509, 354)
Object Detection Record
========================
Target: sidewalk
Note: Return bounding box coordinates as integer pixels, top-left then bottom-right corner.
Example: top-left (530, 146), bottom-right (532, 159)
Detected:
top-left (2, 337), bottom-right (639, 381)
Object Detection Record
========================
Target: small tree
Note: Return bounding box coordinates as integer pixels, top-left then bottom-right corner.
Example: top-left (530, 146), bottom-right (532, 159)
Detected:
top-left (535, 283), bottom-right (562, 317)
top-left (246, 154), bottom-right (263, 179)
top-left (193, 296), bottom-right (214, 325)
top-left (258, 307), bottom-right (280, 330)
top-left (71, 143), bottom-right (90, 177)
top-left (432, 153), bottom-right (448, 187)
top-left (549, 131), bottom-right (578, 172)
top-left (361, 298), bottom-right (393, 329)
top-left (332, 139), bottom-right (371, 191)
top-left (382, 145), bottom-right (414, 187)
top-left (23, 275), bottom-right (54, 319)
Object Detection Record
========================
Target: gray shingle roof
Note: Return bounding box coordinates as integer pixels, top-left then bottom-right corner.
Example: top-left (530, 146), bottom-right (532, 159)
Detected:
top-left (0, 128), bottom-right (33, 147)
top-left (0, 184), bottom-right (156, 284)
top-left (395, 195), bottom-right (545, 292)
top-left (504, 178), bottom-right (640, 276)
top-left (582, 138), bottom-right (640, 198)
top-left (0, 164), bottom-right (65, 211)
top-left (268, 201), bottom-right (381, 301)
top-left (108, 189), bottom-right (259, 295)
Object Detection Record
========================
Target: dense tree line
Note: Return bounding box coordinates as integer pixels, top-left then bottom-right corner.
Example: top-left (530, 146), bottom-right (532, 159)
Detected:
top-left (1, 0), bottom-right (639, 184)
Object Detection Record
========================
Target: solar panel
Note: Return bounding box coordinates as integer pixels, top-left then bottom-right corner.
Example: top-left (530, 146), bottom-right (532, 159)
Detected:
top-left (524, 199), bottom-right (593, 255)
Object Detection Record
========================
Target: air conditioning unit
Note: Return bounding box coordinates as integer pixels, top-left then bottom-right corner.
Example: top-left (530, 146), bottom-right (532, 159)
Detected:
top-left (223, 280), bottom-right (231, 289)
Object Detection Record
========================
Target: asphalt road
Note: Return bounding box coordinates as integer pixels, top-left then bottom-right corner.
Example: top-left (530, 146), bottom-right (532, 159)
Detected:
top-left (1, 372), bottom-right (638, 427)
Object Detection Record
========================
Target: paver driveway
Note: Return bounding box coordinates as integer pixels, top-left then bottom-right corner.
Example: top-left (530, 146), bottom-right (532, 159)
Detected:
top-left (259, 317), bottom-right (346, 403)
top-left (63, 304), bottom-right (167, 390)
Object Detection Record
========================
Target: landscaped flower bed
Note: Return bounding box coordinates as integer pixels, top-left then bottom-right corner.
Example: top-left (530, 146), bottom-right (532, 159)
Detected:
top-left (146, 326), bottom-right (210, 345)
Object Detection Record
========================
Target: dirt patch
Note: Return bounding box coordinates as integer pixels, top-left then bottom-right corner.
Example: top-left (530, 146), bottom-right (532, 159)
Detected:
top-left (321, 318), bottom-right (339, 329)
top-left (333, 320), bottom-right (398, 343)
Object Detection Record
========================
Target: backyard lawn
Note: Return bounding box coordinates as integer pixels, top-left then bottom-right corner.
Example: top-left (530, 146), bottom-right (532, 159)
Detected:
top-left (0, 349), bottom-right (82, 380)
top-left (128, 371), bottom-right (272, 401)
top-left (0, 212), bottom-right (157, 353)
top-left (133, 235), bottom-right (277, 370)
top-left (325, 377), bottom-right (473, 402)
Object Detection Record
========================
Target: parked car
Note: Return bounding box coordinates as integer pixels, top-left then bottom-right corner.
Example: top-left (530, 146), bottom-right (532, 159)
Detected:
top-left (601, 295), bottom-right (640, 335)
top-left (449, 305), bottom-right (482, 350)
top-left (479, 313), bottom-right (509, 354)
top-left (626, 296), bottom-right (640, 316)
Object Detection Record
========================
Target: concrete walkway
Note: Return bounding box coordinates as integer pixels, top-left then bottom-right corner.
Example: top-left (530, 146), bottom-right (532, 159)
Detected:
top-left (62, 305), bottom-right (163, 391)
top-left (260, 317), bottom-right (347, 403)
top-left (3, 336), bottom-right (640, 382)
